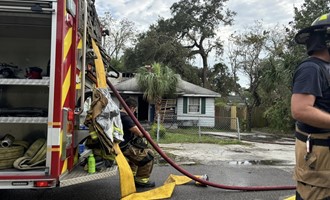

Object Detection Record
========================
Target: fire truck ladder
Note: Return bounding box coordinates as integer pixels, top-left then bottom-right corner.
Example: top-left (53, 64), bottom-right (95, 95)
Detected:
top-left (60, 0), bottom-right (117, 187)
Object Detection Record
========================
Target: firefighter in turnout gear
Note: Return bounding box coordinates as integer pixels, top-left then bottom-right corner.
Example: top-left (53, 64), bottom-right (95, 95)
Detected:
top-left (119, 97), bottom-right (155, 188)
top-left (292, 13), bottom-right (330, 200)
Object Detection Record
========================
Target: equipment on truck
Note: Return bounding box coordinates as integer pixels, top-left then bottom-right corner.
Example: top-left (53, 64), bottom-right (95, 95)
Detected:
top-left (25, 67), bottom-right (43, 79)
top-left (0, 63), bottom-right (20, 78)
top-left (0, 0), bottom-right (118, 189)
top-left (13, 138), bottom-right (47, 170)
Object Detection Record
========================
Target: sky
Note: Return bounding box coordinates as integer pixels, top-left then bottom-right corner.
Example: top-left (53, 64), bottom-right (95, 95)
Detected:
top-left (94, 0), bottom-right (305, 86)
top-left (95, 0), bottom-right (304, 33)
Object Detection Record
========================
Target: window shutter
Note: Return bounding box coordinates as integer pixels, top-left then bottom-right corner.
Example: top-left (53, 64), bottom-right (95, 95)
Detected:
top-left (183, 97), bottom-right (187, 114)
top-left (201, 98), bottom-right (206, 114)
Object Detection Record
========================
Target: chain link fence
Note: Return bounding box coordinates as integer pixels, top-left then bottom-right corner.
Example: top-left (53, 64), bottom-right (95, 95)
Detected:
top-left (147, 114), bottom-right (241, 142)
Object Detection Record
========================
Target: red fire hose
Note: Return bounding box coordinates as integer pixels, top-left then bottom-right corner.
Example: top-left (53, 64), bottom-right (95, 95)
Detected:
top-left (103, 72), bottom-right (296, 191)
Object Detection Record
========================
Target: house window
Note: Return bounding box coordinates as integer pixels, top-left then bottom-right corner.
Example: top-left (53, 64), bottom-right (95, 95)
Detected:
top-left (183, 97), bottom-right (206, 114)
top-left (188, 97), bottom-right (200, 113)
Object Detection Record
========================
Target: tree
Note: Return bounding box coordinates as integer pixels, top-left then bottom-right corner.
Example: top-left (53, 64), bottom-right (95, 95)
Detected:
top-left (228, 21), bottom-right (270, 132)
top-left (284, 0), bottom-right (330, 71)
top-left (123, 22), bottom-right (189, 70)
top-left (259, 26), bottom-right (294, 131)
top-left (122, 20), bottom-right (201, 85)
top-left (261, 0), bottom-right (330, 131)
top-left (109, 57), bottom-right (125, 72)
top-left (208, 62), bottom-right (240, 97)
top-left (292, 0), bottom-right (330, 31)
top-left (100, 12), bottom-right (136, 60)
top-left (242, 0), bottom-right (330, 132)
top-left (136, 62), bottom-right (179, 121)
top-left (168, 0), bottom-right (236, 88)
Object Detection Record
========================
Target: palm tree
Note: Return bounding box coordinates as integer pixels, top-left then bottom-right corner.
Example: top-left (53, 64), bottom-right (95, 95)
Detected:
top-left (136, 62), bottom-right (179, 122)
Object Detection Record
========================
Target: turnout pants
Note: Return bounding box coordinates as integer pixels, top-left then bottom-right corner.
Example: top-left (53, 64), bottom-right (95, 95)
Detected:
top-left (122, 145), bottom-right (154, 181)
top-left (294, 129), bottom-right (330, 200)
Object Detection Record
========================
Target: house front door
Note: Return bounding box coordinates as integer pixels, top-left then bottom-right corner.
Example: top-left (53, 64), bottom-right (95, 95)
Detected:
top-left (138, 96), bottom-right (149, 122)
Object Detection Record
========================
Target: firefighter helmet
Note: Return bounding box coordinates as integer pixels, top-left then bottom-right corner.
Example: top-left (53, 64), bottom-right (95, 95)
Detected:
top-left (295, 13), bottom-right (330, 45)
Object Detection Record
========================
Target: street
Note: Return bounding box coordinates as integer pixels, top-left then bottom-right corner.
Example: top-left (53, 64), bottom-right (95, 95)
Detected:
top-left (0, 162), bottom-right (296, 200)
top-left (0, 132), bottom-right (297, 200)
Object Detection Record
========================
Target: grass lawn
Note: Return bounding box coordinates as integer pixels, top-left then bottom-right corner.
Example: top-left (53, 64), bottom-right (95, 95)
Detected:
top-left (151, 131), bottom-right (242, 145)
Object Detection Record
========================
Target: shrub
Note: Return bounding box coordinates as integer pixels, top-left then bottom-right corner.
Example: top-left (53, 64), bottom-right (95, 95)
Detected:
top-left (150, 123), bottom-right (166, 139)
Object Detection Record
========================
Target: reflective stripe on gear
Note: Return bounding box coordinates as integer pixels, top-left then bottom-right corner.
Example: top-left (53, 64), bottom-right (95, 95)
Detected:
top-left (89, 130), bottom-right (98, 140)
top-left (134, 177), bottom-right (149, 184)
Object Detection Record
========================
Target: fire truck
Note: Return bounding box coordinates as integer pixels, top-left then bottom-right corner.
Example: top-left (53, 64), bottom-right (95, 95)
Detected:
top-left (0, 0), bottom-right (118, 189)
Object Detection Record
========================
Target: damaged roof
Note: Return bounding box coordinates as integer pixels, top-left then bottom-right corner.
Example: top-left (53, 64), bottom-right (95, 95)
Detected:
top-left (111, 77), bottom-right (221, 98)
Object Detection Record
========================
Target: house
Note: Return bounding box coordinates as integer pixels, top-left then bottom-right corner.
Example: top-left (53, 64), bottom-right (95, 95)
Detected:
top-left (110, 75), bottom-right (221, 127)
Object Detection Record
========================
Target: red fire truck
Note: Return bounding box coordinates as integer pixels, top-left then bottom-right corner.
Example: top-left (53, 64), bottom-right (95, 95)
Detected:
top-left (0, 0), bottom-right (117, 189)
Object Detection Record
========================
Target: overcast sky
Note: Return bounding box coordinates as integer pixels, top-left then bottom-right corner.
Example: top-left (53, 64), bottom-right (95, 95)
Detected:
top-left (95, 0), bottom-right (304, 32)
top-left (94, 0), bottom-right (304, 56)
top-left (94, 0), bottom-right (304, 86)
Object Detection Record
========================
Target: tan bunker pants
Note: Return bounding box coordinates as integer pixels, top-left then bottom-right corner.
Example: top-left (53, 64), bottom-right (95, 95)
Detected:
top-left (294, 130), bottom-right (330, 200)
top-left (122, 145), bottom-right (154, 183)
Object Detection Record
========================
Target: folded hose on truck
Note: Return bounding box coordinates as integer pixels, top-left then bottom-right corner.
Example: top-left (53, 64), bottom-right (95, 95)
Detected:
top-left (0, 134), bottom-right (29, 170)
top-left (13, 138), bottom-right (47, 170)
top-left (1, 134), bottom-right (15, 148)
top-left (0, 145), bottom-right (24, 169)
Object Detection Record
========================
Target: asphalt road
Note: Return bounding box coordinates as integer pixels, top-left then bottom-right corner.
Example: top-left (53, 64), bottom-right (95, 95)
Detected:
top-left (0, 132), bottom-right (297, 200)
top-left (0, 163), bottom-right (295, 200)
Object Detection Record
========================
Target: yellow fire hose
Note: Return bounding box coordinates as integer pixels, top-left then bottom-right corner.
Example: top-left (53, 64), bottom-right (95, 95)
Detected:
top-left (91, 42), bottom-right (204, 199)
top-left (114, 131), bottom-right (294, 200)
top-left (92, 41), bottom-right (295, 199)
top-left (113, 143), bottom-right (205, 200)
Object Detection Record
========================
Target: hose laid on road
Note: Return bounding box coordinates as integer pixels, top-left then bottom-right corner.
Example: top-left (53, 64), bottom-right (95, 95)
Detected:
top-left (95, 71), bottom-right (296, 191)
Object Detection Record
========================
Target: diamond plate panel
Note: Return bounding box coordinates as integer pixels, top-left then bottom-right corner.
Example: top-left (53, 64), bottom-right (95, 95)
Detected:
top-left (0, 117), bottom-right (48, 124)
top-left (59, 165), bottom-right (118, 187)
top-left (0, 78), bottom-right (49, 86)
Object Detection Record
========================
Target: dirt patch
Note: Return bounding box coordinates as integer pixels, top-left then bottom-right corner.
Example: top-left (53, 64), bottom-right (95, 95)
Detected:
top-left (158, 142), bottom-right (295, 166)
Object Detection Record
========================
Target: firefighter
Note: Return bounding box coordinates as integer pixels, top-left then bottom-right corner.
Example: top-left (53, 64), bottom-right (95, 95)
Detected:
top-left (292, 13), bottom-right (330, 200)
top-left (119, 97), bottom-right (155, 188)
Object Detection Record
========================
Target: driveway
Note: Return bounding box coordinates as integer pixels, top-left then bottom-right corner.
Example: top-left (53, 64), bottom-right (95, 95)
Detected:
top-left (158, 131), bottom-right (296, 167)
top-left (154, 132), bottom-right (296, 200)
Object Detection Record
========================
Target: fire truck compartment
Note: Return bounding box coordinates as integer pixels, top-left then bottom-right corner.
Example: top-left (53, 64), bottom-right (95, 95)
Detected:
top-left (0, 1), bottom-right (52, 174)
top-left (0, 0), bottom-right (118, 189)
top-left (0, 6), bottom-right (51, 78)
